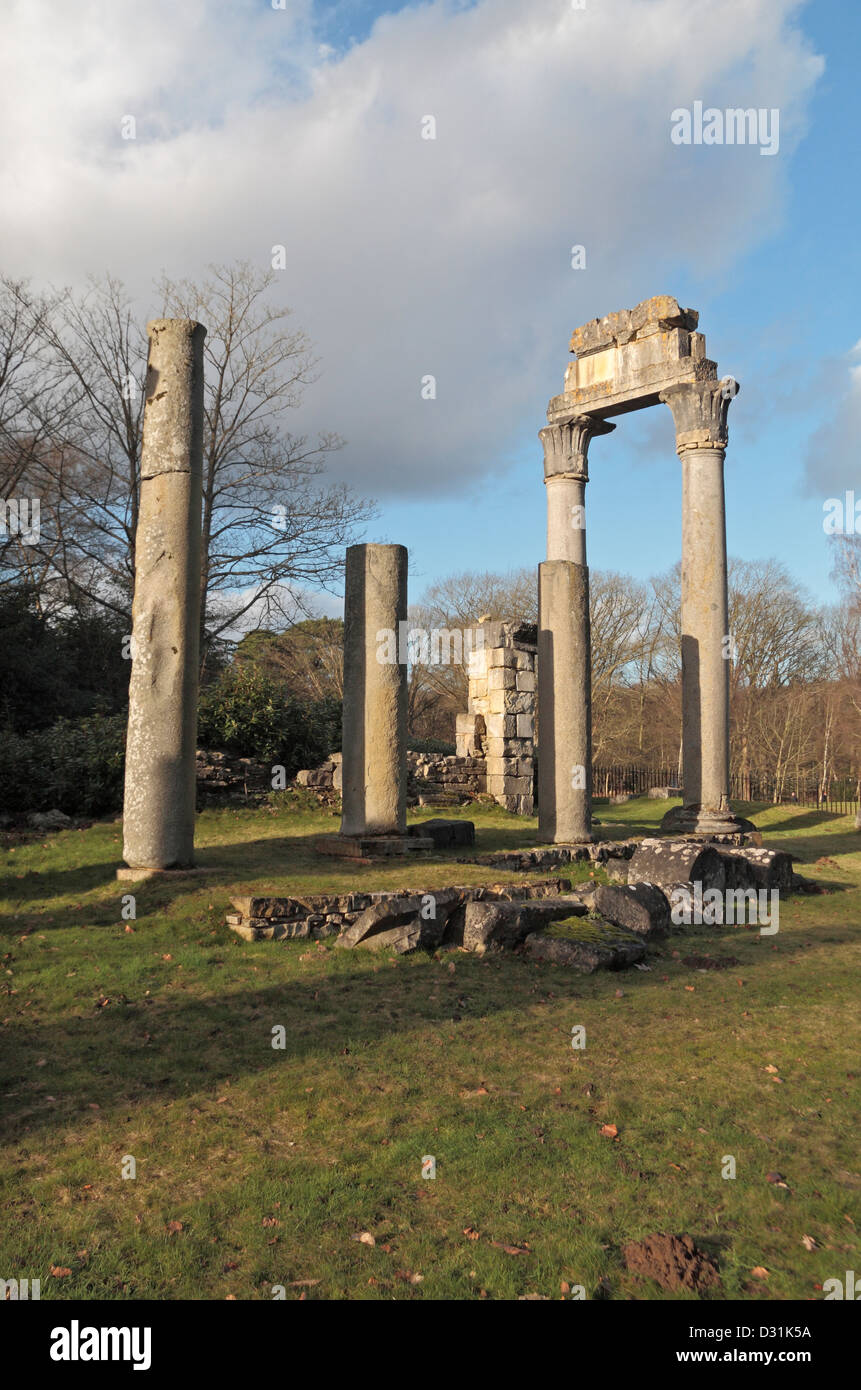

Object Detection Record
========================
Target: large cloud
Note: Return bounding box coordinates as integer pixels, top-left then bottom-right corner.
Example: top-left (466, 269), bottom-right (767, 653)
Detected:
top-left (0, 0), bottom-right (823, 498)
top-left (803, 344), bottom-right (861, 500)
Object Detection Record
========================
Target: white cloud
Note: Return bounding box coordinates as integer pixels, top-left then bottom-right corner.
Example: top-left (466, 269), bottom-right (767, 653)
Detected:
top-left (804, 357), bottom-right (861, 497)
top-left (0, 0), bottom-right (824, 500)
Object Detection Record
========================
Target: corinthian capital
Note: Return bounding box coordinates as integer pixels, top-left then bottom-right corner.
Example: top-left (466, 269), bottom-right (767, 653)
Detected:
top-left (660, 377), bottom-right (739, 455)
top-left (539, 414), bottom-right (615, 481)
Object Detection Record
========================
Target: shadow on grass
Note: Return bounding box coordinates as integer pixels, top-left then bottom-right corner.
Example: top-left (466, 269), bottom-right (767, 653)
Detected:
top-left (5, 906), bottom-right (851, 1147)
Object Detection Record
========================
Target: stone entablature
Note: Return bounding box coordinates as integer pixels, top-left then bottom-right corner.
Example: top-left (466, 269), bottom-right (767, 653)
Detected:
top-left (547, 295), bottom-right (717, 421)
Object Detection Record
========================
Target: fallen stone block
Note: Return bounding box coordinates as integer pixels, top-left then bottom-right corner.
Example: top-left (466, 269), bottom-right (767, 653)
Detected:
top-left (27, 809), bottom-right (72, 831)
top-left (356, 921), bottom-right (422, 954)
top-left (628, 839), bottom-right (726, 894)
top-left (522, 931), bottom-right (646, 972)
top-left (409, 818), bottom-right (475, 849)
top-left (718, 847), bottom-right (793, 892)
top-left (459, 897), bottom-right (587, 953)
top-left (594, 882), bottom-right (670, 938)
top-left (337, 895), bottom-right (425, 949)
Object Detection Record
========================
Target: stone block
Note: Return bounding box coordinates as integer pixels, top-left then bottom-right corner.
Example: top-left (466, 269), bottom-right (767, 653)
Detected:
top-left (488, 666), bottom-right (516, 690)
top-left (516, 671), bottom-right (536, 692)
top-left (522, 932), bottom-right (645, 972)
top-left (516, 714), bottom-right (534, 738)
top-left (467, 647), bottom-right (488, 676)
top-left (410, 819), bottom-right (475, 849)
top-left (594, 882), bottom-right (670, 938)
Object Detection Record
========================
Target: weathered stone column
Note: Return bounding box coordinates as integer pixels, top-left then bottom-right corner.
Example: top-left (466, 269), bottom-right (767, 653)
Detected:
top-left (538, 560), bottom-right (592, 843)
top-left (661, 378), bottom-right (744, 835)
top-left (539, 416), bottom-right (614, 563)
top-left (536, 416), bottom-right (611, 844)
top-left (122, 319), bottom-right (206, 871)
top-left (340, 543), bottom-right (408, 837)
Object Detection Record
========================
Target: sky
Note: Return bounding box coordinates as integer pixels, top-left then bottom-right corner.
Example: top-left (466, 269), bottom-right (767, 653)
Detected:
top-left (1, 0), bottom-right (857, 617)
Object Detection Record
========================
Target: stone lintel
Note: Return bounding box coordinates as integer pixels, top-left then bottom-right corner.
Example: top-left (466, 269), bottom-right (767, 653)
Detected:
top-left (550, 347), bottom-right (717, 421)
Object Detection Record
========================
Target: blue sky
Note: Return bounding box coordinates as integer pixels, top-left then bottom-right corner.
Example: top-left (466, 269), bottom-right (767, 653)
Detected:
top-left (369, 0), bottom-right (860, 606)
top-left (1, 0), bottom-right (856, 615)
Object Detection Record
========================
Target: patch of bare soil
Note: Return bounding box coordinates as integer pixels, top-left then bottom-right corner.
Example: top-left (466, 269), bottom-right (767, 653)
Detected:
top-left (621, 1233), bottom-right (720, 1293)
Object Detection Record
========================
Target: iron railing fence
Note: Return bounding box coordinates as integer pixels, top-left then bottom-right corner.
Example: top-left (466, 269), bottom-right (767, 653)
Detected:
top-left (592, 765), bottom-right (859, 816)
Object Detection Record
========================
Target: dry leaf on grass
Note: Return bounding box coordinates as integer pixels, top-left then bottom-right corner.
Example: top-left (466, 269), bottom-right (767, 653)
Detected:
top-left (352, 1231), bottom-right (375, 1246)
top-left (765, 1172), bottom-right (790, 1189)
top-left (599, 1123), bottom-right (619, 1139)
top-left (801, 1235), bottom-right (819, 1252)
top-left (463, 1226), bottom-right (480, 1240)
top-left (289, 1279), bottom-right (321, 1287)
top-left (50, 1266), bottom-right (72, 1277)
top-left (489, 1241), bottom-right (531, 1256)
top-left (165, 1221), bottom-right (183, 1235)
top-left (751, 1266), bottom-right (769, 1280)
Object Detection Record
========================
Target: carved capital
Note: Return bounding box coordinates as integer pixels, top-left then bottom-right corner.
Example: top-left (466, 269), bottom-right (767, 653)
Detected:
top-left (539, 414), bottom-right (615, 481)
top-left (660, 377), bottom-right (739, 455)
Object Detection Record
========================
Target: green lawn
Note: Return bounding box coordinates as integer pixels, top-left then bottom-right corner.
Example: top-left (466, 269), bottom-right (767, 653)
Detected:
top-left (1, 796), bottom-right (859, 1300)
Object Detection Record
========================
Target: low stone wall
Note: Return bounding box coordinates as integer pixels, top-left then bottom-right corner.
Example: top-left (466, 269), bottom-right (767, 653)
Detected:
top-left (227, 878), bottom-right (573, 942)
top-left (291, 749), bottom-right (488, 808)
top-left (195, 749), bottom-right (270, 802)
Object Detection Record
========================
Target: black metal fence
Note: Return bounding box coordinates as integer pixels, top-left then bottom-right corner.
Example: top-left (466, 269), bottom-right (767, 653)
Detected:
top-left (593, 764), bottom-right (859, 816)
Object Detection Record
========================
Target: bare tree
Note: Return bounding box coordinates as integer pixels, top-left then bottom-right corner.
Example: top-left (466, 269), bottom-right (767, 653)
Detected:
top-left (13, 263), bottom-right (374, 660)
top-left (0, 277), bottom-right (67, 603)
top-left (157, 263), bottom-right (374, 654)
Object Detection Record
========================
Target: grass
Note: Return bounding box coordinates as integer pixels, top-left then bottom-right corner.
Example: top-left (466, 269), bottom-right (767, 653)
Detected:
top-left (1, 795), bottom-right (859, 1301)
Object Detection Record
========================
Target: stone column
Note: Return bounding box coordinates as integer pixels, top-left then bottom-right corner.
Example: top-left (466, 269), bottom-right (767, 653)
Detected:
top-left (538, 561), bottom-right (592, 843)
top-left (661, 377), bottom-right (744, 835)
top-left (539, 416), bottom-right (614, 563)
top-left (536, 416), bottom-right (611, 844)
top-left (122, 319), bottom-right (206, 871)
top-left (340, 543), bottom-right (408, 837)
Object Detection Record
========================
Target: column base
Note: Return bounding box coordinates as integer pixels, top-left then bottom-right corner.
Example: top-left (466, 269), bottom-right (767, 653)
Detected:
top-left (314, 833), bottom-right (434, 859)
top-left (660, 804), bottom-right (756, 838)
top-left (117, 865), bottom-right (206, 881)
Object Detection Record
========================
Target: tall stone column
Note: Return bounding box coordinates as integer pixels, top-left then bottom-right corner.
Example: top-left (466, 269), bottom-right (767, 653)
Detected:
top-left (340, 543), bottom-right (408, 837)
top-left (538, 560), bottom-right (592, 842)
top-left (122, 319), bottom-right (206, 871)
top-left (539, 416), bottom-right (614, 562)
top-left (536, 417), bottom-right (611, 844)
top-left (661, 378), bottom-right (745, 835)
